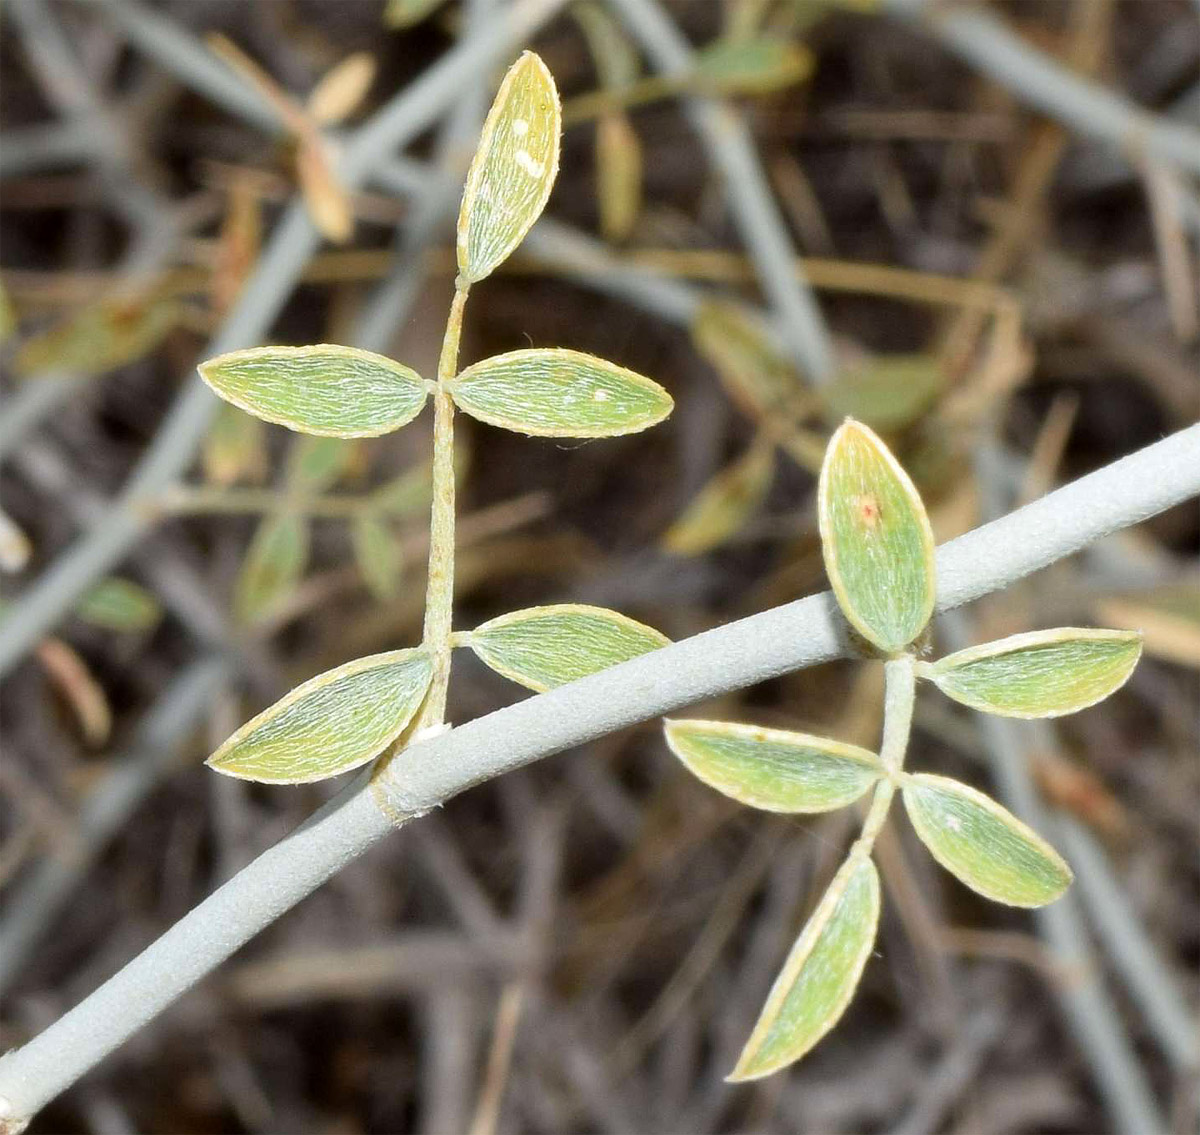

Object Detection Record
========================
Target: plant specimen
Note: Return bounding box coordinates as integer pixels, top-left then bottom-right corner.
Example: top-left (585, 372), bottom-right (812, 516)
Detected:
top-left (664, 418), bottom-right (1143, 1080)
top-left (196, 52), bottom-right (673, 785)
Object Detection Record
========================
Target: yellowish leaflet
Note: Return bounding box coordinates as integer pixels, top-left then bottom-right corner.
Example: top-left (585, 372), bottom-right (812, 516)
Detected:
top-left (729, 855), bottom-right (880, 1080)
top-left (664, 719), bottom-right (882, 812)
top-left (458, 52), bottom-right (560, 283)
top-left (199, 344), bottom-right (427, 437)
top-left (469, 604), bottom-right (668, 692)
top-left (924, 628), bottom-right (1142, 718)
top-left (663, 437), bottom-right (774, 556)
top-left (234, 513), bottom-right (309, 625)
top-left (596, 113), bottom-right (642, 242)
top-left (307, 53), bottom-right (376, 126)
top-left (821, 354), bottom-right (944, 433)
top-left (902, 773), bottom-right (1073, 907)
top-left (818, 419), bottom-right (935, 653)
top-left (448, 348), bottom-right (673, 437)
top-left (207, 648), bottom-right (432, 783)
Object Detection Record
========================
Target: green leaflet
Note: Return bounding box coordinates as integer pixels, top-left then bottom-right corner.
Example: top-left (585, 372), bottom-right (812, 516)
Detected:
top-left (818, 418), bottom-right (935, 653)
top-left (199, 344), bottom-right (427, 437)
top-left (695, 36), bottom-right (814, 95)
top-left (821, 354), bottom-right (944, 433)
top-left (729, 855), bottom-right (880, 1080)
top-left (664, 719), bottom-right (882, 813)
top-left (353, 514), bottom-right (404, 602)
top-left (468, 604), bottom-right (669, 692)
top-left (286, 435), bottom-right (357, 492)
top-left (663, 437), bottom-right (774, 556)
top-left (573, 3), bottom-right (640, 89)
top-left (74, 577), bottom-right (163, 633)
top-left (234, 512), bottom-right (309, 624)
top-left (447, 348), bottom-right (673, 437)
top-left (902, 773), bottom-right (1072, 907)
top-left (15, 294), bottom-right (178, 379)
top-left (924, 628), bottom-right (1143, 718)
top-left (457, 52), bottom-right (560, 284)
top-left (207, 648), bottom-right (433, 783)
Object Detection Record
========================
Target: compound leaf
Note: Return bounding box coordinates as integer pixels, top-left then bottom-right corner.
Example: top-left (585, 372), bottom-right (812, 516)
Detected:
top-left (903, 773), bottom-right (1072, 907)
top-left (207, 648), bottom-right (432, 783)
top-left (469, 604), bottom-right (668, 692)
top-left (730, 855), bottom-right (880, 1080)
top-left (818, 418), bottom-right (935, 653)
top-left (458, 52), bottom-right (560, 283)
top-left (925, 628), bottom-right (1142, 718)
top-left (199, 344), bottom-right (427, 437)
top-left (448, 348), bottom-right (673, 437)
top-left (664, 719), bottom-right (882, 812)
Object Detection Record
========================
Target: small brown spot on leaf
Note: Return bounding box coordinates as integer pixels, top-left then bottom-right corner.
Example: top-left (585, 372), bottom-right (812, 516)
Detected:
top-left (855, 494), bottom-right (881, 529)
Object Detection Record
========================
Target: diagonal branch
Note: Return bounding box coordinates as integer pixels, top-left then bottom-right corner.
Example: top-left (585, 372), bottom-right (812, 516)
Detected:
top-left (1, 422), bottom-right (1197, 1125)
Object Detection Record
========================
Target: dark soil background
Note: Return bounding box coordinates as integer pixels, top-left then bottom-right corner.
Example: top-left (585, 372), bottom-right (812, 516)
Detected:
top-left (1, 1), bottom-right (1197, 1132)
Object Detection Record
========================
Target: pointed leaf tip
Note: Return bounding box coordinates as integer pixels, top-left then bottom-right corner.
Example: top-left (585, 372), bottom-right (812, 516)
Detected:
top-left (207, 648), bottom-right (432, 783)
top-left (903, 773), bottom-right (1072, 907)
top-left (458, 51), bottom-right (561, 283)
top-left (927, 628), bottom-right (1143, 718)
top-left (729, 855), bottom-right (880, 1079)
top-left (469, 604), bottom-right (668, 692)
top-left (665, 719), bottom-right (882, 813)
top-left (199, 344), bottom-right (427, 437)
top-left (818, 418), bottom-right (935, 653)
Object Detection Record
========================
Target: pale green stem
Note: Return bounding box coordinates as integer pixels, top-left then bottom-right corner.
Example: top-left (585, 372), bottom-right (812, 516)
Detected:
top-left (851, 654), bottom-right (916, 861)
top-left (150, 485), bottom-right (424, 521)
top-left (418, 280), bottom-right (470, 728)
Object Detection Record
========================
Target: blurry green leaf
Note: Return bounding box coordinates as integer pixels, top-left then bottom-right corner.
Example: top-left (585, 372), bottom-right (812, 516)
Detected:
top-left (818, 418), bottom-right (935, 653)
top-left (74, 578), bottom-right (162, 633)
top-left (692, 302), bottom-right (808, 422)
top-left (573, 3), bottom-right (641, 89)
top-left (199, 344), bottom-right (427, 437)
top-left (370, 461), bottom-right (433, 516)
top-left (664, 719), bottom-right (882, 812)
top-left (286, 435), bottom-right (357, 492)
top-left (353, 514), bottom-right (404, 602)
top-left (203, 403), bottom-right (268, 487)
top-left (925, 628), bottom-right (1142, 718)
top-left (822, 354), bottom-right (944, 433)
top-left (695, 36), bottom-right (814, 95)
top-left (207, 648), bottom-right (432, 783)
top-left (729, 854), bottom-right (880, 1080)
top-left (15, 295), bottom-right (177, 379)
top-left (469, 604), bottom-right (669, 692)
top-left (383, 0), bottom-right (448, 28)
top-left (0, 279), bottom-right (16, 345)
top-left (902, 773), bottom-right (1072, 907)
top-left (596, 113), bottom-right (643, 243)
top-left (448, 348), bottom-right (673, 437)
top-left (234, 513), bottom-right (309, 624)
top-left (663, 438), bottom-right (774, 556)
top-left (458, 52), bottom-right (560, 284)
